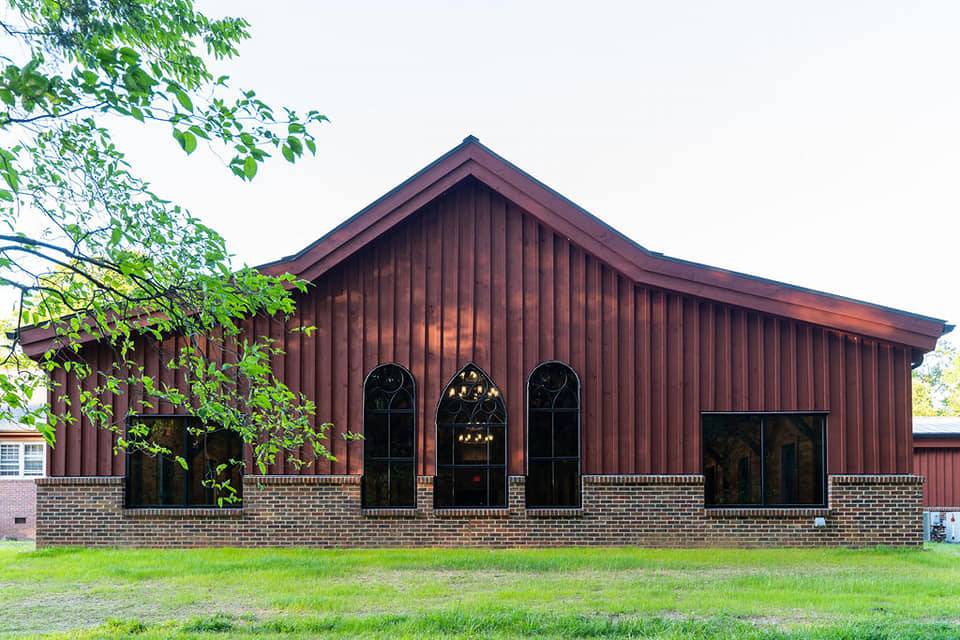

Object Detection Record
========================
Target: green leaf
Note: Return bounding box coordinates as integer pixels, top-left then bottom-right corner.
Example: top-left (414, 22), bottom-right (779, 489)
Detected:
top-left (182, 131), bottom-right (197, 154)
top-left (174, 89), bottom-right (193, 112)
top-left (243, 156), bottom-right (257, 179)
top-left (130, 106), bottom-right (144, 122)
top-left (281, 144), bottom-right (294, 163)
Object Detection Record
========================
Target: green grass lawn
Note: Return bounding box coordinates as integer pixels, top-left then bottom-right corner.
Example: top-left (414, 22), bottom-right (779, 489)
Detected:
top-left (1, 542), bottom-right (959, 639)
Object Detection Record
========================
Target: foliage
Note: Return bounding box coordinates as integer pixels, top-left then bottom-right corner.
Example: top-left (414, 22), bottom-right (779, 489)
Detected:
top-left (913, 339), bottom-right (960, 416)
top-left (2, 543), bottom-right (960, 638)
top-left (0, 0), bottom-right (332, 493)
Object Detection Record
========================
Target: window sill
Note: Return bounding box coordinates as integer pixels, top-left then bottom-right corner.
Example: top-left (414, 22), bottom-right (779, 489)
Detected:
top-left (704, 507), bottom-right (829, 518)
top-left (360, 508), bottom-right (419, 518)
top-left (526, 508), bottom-right (583, 518)
top-left (123, 507), bottom-right (243, 518)
top-left (433, 508), bottom-right (510, 518)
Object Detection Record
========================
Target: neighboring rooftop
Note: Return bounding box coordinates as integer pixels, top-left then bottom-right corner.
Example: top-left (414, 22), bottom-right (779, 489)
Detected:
top-left (913, 416), bottom-right (960, 438)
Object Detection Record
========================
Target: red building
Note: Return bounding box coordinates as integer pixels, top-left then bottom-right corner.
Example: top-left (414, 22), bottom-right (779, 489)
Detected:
top-left (20, 137), bottom-right (951, 547)
top-left (914, 417), bottom-right (960, 512)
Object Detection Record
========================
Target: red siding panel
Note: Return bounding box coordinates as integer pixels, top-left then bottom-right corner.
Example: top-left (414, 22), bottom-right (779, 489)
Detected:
top-left (49, 179), bottom-right (918, 478)
top-left (915, 446), bottom-right (960, 508)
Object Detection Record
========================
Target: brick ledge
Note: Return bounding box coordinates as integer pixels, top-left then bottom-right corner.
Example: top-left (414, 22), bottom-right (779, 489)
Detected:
top-left (526, 508), bottom-right (583, 518)
top-left (705, 507), bottom-right (830, 519)
top-left (434, 508), bottom-right (510, 518)
top-left (245, 475), bottom-right (360, 485)
top-left (361, 508), bottom-right (419, 518)
top-left (583, 474), bottom-right (704, 485)
top-left (830, 474), bottom-right (923, 485)
top-left (123, 507), bottom-right (243, 518)
top-left (36, 476), bottom-right (123, 486)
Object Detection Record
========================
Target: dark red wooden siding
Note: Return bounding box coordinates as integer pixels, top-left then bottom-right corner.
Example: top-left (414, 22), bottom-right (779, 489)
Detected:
top-left (48, 178), bottom-right (916, 477)
top-left (914, 444), bottom-right (960, 508)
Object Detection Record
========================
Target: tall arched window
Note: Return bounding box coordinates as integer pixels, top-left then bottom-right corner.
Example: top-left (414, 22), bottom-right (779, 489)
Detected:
top-left (527, 361), bottom-right (580, 508)
top-left (436, 364), bottom-right (507, 508)
top-left (362, 364), bottom-right (416, 508)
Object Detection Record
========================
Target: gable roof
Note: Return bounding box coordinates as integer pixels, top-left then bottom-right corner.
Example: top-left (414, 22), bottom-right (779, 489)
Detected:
top-left (260, 135), bottom-right (951, 352)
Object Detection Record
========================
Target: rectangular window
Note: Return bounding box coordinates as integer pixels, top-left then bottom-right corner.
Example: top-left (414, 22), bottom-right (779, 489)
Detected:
top-left (0, 444), bottom-right (19, 476)
top-left (22, 444), bottom-right (45, 476)
top-left (126, 417), bottom-right (243, 508)
top-left (702, 413), bottom-right (825, 507)
top-left (0, 442), bottom-right (46, 478)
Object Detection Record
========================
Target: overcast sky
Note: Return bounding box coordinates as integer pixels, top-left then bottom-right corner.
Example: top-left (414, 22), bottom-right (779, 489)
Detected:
top-left (109, 1), bottom-right (959, 342)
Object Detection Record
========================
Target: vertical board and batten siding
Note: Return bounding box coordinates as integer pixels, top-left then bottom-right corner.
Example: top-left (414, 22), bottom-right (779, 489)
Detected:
top-left (914, 446), bottom-right (960, 508)
top-left (48, 179), bottom-right (915, 477)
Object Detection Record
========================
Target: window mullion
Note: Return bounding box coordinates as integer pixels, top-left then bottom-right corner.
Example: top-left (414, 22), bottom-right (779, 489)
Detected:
top-left (759, 416), bottom-right (766, 507)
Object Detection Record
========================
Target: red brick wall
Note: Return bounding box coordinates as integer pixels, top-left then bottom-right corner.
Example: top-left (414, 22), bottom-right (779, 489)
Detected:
top-left (0, 479), bottom-right (37, 539)
top-left (35, 474), bottom-right (923, 548)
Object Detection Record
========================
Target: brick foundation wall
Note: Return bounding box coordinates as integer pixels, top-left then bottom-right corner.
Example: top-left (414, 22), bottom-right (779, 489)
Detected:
top-left (35, 474), bottom-right (924, 548)
top-left (0, 479), bottom-right (37, 540)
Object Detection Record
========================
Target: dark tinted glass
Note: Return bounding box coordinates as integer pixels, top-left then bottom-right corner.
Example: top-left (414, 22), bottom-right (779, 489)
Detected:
top-left (390, 412), bottom-right (415, 458)
top-left (436, 364), bottom-right (507, 508)
top-left (364, 413), bottom-right (388, 458)
top-left (127, 418), bottom-right (242, 508)
top-left (553, 411), bottom-right (579, 457)
top-left (763, 415), bottom-right (824, 506)
top-left (554, 460), bottom-right (580, 507)
top-left (703, 414), bottom-right (762, 506)
top-left (363, 459), bottom-right (389, 506)
top-left (526, 460), bottom-right (552, 506)
top-left (703, 414), bottom-right (825, 507)
top-left (526, 362), bottom-right (580, 508)
top-left (529, 412), bottom-right (552, 458)
top-left (363, 364), bottom-right (417, 508)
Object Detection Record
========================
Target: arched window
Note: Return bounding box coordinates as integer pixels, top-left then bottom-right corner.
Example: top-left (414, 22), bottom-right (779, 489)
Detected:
top-left (362, 364), bottom-right (416, 508)
top-left (526, 361), bottom-right (580, 508)
top-left (435, 364), bottom-right (507, 508)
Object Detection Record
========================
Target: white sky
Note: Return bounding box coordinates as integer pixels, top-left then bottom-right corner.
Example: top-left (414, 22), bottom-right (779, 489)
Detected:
top-left (108, 1), bottom-right (958, 342)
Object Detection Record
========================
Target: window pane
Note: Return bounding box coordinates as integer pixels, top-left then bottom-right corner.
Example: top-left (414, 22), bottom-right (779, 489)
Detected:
top-left (489, 469), bottom-right (506, 507)
top-left (434, 468), bottom-right (455, 508)
top-left (453, 467), bottom-right (489, 507)
top-left (454, 426), bottom-right (494, 465)
top-left (702, 414), bottom-right (762, 506)
top-left (127, 418), bottom-right (188, 507)
top-left (363, 459), bottom-right (389, 507)
top-left (389, 413), bottom-right (415, 459)
top-left (23, 444), bottom-right (44, 476)
top-left (526, 460), bottom-right (552, 506)
top-left (389, 461), bottom-right (415, 507)
top-left (188, 429), bottom-right (243, 507)
top-left (554, 460), bottom-right (579, 507)
top-left (763, 415), bottom-right (824, 506)
top-left (528, 412), bottom-right (552, 458)
top-left (488, 426), bottom-right (506, 466)
top-left (364, 412), bottom-right (388, 459)
top-left (0, 444), bottom-right (19, 476)
top-left (553, 412), bottom-right (578, 458)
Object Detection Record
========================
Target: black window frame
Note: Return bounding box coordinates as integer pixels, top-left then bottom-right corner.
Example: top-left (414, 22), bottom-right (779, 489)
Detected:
top-left (124, 415), bottom-right (244, 509)
top-left (701, 411), bottom-right (828, 509)
top-left (361, 363), bottom-right (417, 509)
top-left (525, 360), bottom-right (581, 508)
top-left (434, 363), bottom-right (508, 509)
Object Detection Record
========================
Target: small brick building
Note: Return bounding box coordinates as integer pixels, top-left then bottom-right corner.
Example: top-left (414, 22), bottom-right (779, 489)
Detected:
top-left (0, 414), bottom-right (46, 539)
top-left (19, 137), bottom-right (952, 548)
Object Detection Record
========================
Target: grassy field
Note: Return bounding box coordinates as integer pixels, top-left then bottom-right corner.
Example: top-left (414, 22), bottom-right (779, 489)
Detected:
top-left (1, 542), bottom-right (959, 639)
